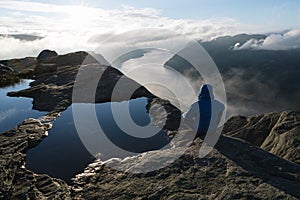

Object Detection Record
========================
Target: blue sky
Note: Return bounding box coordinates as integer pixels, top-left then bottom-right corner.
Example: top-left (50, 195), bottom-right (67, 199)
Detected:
top-left (14, 0), bottom-right (300, 30)
top-left (0, 0), bottom-right (299, 36)
top-left (0, 0), bottom-right (300, 59)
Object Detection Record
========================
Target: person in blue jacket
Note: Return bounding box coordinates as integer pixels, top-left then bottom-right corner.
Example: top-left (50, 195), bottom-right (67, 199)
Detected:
top-left (183, 84), bottom-right (225, 138)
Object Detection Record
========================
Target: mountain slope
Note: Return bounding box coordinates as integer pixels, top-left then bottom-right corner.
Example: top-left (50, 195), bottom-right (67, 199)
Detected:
top-left (165, 34), bottom-right (300, 117)
top-left (223, 111), bottom-right (300, 165)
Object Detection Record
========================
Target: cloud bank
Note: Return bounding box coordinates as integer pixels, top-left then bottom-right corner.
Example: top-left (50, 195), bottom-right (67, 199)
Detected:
top-left (0, 1), bottom-right (298, 59)
top-left (0, 33), bottom-right (96, 59)
top-left (234, 29), bottom-right (300, 50)
top-left (0, 1), bottom-right (254, 59)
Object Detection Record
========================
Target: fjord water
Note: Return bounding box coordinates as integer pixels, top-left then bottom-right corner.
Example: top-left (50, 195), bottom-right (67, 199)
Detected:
top-left (0, 80), bottom-right (45, 133)
top-left (26, 98), bottom-right (169, 183)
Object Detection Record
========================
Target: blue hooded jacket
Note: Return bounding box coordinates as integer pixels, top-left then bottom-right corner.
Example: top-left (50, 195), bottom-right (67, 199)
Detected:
top-left (184, 84), bottom-right (224, 135)
top-left (197, 84), bottom-right (213, 133)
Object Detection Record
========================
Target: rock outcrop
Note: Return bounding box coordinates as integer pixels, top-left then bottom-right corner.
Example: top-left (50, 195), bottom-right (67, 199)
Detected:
top-left (37, 50), bottom-right (58, 62)
top-left (72, 135), bottom-right (300, 199)
top-left (0, 63), bottom-right (20, 87)
top-left (8, 51), bottom-right (154, 112)
top-left (1, 51), bottom-right (299, 199)
top-left (1, 111), bottom-right (299, 199)
top-left (0, 119), bottom-right (71, 199)
top-left (70, 104), bottom-right (300, 199)
top-left (146, 97), bottom-right (182, 133)
top-left (0, 57), bottom-right (36, 87)
top-left (0, 63), bottom-right (14, 74)
top-left (223, 111), bottom-right (300, 165)
top-left (0, 57), bottom-right (36, 75)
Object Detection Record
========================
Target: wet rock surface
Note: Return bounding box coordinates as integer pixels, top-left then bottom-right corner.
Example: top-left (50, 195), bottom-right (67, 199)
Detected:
top-left (0, 51), bottom-right (299, 199)
top-left (70, 105), bottom-right (300, 199)
top-left (146, 97), bottom-right (182, 133)
top-left (7, 51), bottom-right (154, 112)
top-left (2, 110), bottom-right (299, 199)
top-left (0, 118), bottom-right (71, 199)
top-left (0, 51), bottom-right (155, 199)
top-left (0, 57), bottom-right (36, 87)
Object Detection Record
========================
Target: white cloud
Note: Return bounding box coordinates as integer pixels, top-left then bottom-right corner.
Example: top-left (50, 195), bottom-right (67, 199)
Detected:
top-left (234, 29), bottom-right (300, 50)
top-left (0, 1), bottom-right (297, 59)
top-left (0, 33), bottom-right (96, 59)
top-left (0, 108), bottom-right (16, 123)
top-left (0, 1), bottom-right (99, 14)
top-left (0, 1), bottom-right (258, 59)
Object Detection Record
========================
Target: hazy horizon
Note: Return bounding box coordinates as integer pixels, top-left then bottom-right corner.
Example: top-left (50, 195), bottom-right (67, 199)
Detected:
top-left (0, 0), bottom-right (300, 59)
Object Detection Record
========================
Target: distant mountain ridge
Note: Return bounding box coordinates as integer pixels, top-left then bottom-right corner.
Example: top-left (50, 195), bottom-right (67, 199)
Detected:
top-left (0, 34), bottom-right (43, 41)
top-left (165, 34), bottom-right (300, 117)
top-left (202, 33), bottom-right (267, 50)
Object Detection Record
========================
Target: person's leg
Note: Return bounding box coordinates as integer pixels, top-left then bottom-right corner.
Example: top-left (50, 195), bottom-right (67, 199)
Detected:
top-left (195, 130), bottom-right (206, 140)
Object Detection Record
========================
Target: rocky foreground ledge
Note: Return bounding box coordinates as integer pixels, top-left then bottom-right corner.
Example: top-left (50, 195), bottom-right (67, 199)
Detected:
top-left (0, 111), bottom-right (299, 199)
top-left (0, 51), bottom-right (299, 199)
top-left (223, 111), bottom-right (300, 165)
top-left (71, 110), bottom-right (300, 200)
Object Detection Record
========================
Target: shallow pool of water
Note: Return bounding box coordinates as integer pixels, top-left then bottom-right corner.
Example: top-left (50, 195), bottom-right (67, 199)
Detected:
top-left (0, 80), bottom-right (46, 133)
top-left (26, 97), bottom-right (169, 183)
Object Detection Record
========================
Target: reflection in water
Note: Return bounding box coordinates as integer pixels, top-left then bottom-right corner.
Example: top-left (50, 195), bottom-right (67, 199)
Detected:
top-left (0, 80), bottom-right (45, 133)
top-left (26, 98), bottom-right (169, 183)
